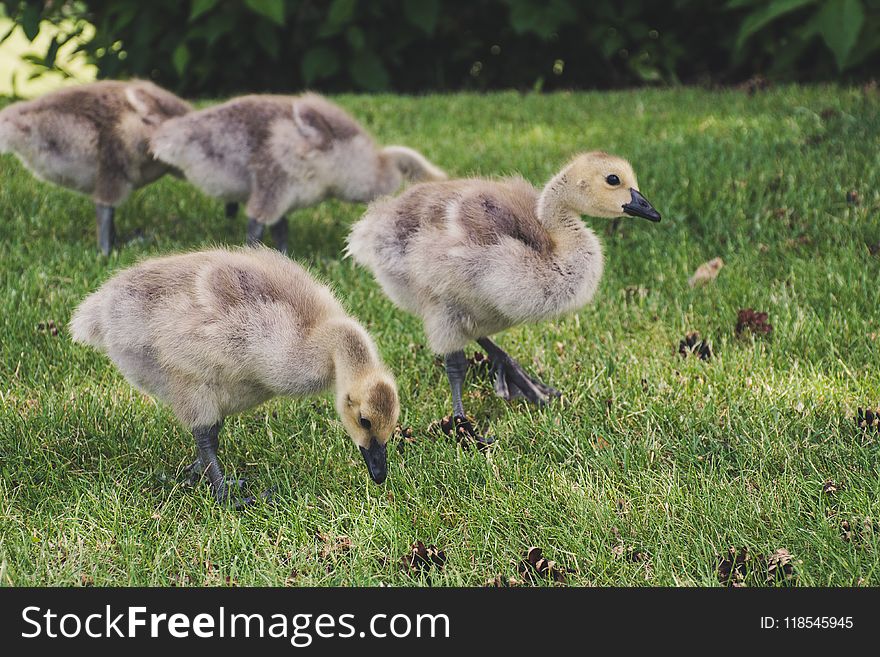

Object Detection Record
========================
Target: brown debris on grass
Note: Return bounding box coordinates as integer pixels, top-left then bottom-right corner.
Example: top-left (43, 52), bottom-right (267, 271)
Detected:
top-left (395, 425), bottom-right (417, 453)
top-left (517, 546), bottom-right (572, 584)
top-left (735, 309), bottom-right (772, 338)
top-left (856, 407), bottom-right (880, 433)
top-left (766, 548), bottom-right (794, 583)
top-left (717, 546), bottom-right (797, 586)
top-left (484, 574), bottom-right (522, 588)
top-left (678, 332), bottom-right (712, 361)
top-left (402, 541), bottom-right (446, 577)
top-left (840, 517), bottom-right (877, 544)
top-left (822, 480), bottom-right (842, 496)
top-left (37, 320), bottom-right (59, 336)
top-left (317, 532), bottom-right (352, 559)
top-left (846, 190), bottom-right (861, 205)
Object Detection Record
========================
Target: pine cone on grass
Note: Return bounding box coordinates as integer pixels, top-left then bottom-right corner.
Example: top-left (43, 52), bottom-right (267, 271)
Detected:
top-left (678, 332), bottom-right (712, 361)
top-left (735, 309), bottom-right (772, 337)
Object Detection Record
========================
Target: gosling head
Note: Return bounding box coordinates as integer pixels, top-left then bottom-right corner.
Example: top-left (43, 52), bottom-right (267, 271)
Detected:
top-left (379, 145), bottom-right (447, 190)
top-left (336, 370), bottom-right (400, 484)
top-left (563, 151), bottom-right (661, 222)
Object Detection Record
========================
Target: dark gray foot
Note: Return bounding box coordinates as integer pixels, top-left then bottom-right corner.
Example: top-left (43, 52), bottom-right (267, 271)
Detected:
top-left (443, 351), bottom-right (494, 448)
top-left (246, 217), bottom-right (266, 246)
top-left (225, 202), bottom-right (239, 219)
top-left (270, 216), bottom-right (288, 255)
top-left (476, 338), bottom-right (561, 405)
top-left (183, 457), bottom-right (245, 490)
top-left (95, 204), bottom-right (115, 256)
top-left (191, 423), bottom-right (273, 508)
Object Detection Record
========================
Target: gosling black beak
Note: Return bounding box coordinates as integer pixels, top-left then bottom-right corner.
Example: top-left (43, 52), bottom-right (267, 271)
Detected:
top-left (622, 188), bottom-right (661, 222)
top-left (359, 438), bottom-right (387, 484)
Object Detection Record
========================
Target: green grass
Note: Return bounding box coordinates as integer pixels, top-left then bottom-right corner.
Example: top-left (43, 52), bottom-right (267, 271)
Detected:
top-left (1, 87), bottom-right (879, 587)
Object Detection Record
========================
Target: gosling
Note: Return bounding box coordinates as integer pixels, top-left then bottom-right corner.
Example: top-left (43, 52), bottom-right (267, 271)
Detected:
top-left (0, 80), bottom-right (191, 255)
top-left (347, 151), bottom-right (660, 442)
top-left (69, 246), bottom-right (399, 505)
top-left (150, 93), bottom-right (447, 254)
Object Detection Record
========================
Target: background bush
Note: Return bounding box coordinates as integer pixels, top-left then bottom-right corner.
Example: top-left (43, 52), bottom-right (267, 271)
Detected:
top-left (2, 0), bottom-right (879, 95)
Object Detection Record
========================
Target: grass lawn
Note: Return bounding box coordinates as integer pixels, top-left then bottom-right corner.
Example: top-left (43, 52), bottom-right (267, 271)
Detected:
top-left (0, 87), bottom-right (878, 587)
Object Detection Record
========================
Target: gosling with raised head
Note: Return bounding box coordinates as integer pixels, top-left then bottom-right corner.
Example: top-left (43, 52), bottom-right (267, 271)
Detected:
top-left (150, 93), bottom-right (447, 254)
top-left (0, 80), bottom-right (191, 255)
top-left (347, 151), bottom-right (660, 442)
top-left (70, 246), bottom-right (399, 504)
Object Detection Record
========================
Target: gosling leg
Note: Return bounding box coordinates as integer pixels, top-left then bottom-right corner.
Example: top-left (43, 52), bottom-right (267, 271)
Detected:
top-left (192, 423), bottom-right (232, 504)
top-left (191, 423), bottom-right (265, 508)
top-left (246, 217), bottom-right (266, 246)
top-left (444, 350), bottom-right (493, 446)
top-left (95, 204), bottom-right (115, 256)
top-left (476, 337), bottom-right (561, 405)
top-left (183, 455), bottom-right (245, 491)
top-left (269, 216), bottom-right (289, 255)
top-left (225, 202), bottom-right (239, 219)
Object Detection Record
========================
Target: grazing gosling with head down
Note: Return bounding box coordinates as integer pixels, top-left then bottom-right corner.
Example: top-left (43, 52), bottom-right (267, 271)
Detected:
top-left (347, 151), bottom-right (660, 442)
top-left (70, 247), bottom-right (399, 505)
top-left (0, 80), bottom-right (191, 255)
top-left (150, 93), bottom-right (447, 254)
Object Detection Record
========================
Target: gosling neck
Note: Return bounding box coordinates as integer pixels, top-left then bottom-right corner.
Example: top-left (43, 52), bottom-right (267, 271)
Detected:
top-left (537, 169), bottom-right (582, 230)
top-left (324, 317), bottom-right (380, 390)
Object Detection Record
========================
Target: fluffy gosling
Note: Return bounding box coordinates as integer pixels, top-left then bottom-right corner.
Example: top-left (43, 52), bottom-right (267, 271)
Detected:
top-left (70, 246), bottom-right (399, 504)
top-left (0, 80), bottom-right (191, 255)
top-left (150, 93), bottom-right (447, 254)
top-left (347, 151), bottom-right (660, 442)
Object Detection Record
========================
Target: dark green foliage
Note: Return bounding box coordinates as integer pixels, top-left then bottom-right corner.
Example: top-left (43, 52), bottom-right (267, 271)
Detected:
top-left (1, 0), bottom-right (878, 95)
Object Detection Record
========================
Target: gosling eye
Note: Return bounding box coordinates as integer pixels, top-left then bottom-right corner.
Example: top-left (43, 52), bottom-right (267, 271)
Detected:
top-left (359, 416), bottom-right (372, 430)
top-left (606, 174), bottom-right (621, 186)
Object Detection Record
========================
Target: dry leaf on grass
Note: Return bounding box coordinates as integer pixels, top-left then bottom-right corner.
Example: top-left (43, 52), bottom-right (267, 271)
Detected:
top-left (688, 257), bottom-right (724, 287)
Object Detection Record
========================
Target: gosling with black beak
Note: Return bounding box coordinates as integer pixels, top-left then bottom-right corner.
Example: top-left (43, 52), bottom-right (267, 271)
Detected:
top-left (347, 151), bottom-right (660, 443)
top-left (70, 246), bottom-right (399, 504)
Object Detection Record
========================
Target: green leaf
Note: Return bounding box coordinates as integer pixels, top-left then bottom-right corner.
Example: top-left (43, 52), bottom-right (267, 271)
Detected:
top-left (734, 0), bottom-right (817, 51)
top-left (255, 23), bottom-right (280, 58)
top-left (507, 0), bottom-right (576, 39)
top-left (172, 43), bottom-right (190, 75)
top-left (328, 0), bottom-right (357, 25)
top-left (301, 46), bottom-right (340, 84)
top-left (815, 0), bottom-right (865, 69)
top-left (348, 50), bottom-right (390, 90)
top-left (725, 0), bottom-right (763, 8)
top-left (190, 0), bottom-right (219, 21)
top-left (44, 36), bottom-right (60, 69)
top-left (345, 25), bottom-right (365, 50)
top-left (317, 0), bottom-right (357, 37)
top-left (403, 0), bottom-right (439, 35)
top-left (21, 2), bottom-right (41, 41)
top-left (0, 22), bottom-right (16, 45)
top-left (244, 0), bottom-right (286, 26)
